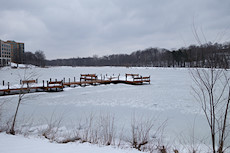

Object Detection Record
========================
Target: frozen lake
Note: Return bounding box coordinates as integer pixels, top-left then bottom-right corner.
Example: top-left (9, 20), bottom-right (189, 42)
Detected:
top-left (0, 66), bottom-right (210, 143)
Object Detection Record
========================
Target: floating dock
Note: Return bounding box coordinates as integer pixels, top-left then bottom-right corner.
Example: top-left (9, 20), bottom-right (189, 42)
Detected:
top-left (0, 74), bottom-right (150, 96)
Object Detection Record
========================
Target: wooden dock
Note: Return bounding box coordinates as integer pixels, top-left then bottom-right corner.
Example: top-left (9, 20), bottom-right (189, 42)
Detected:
top-left (0, 74), bottom-right (150, 96)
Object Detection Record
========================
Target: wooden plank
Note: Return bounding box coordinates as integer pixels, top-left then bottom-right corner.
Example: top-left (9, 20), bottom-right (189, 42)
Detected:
top-left (82, 78), bottom-right (97, 81)
top-left (49, 81), bottom-right (63, 84)
top-left (133, 77), bottom-right (142, 79)
top-left (81, 74), bottom-right (97, 77)
top-left (45, 85), bottom-right (63, 89)
top-left (126, 73), bottom-right (139, 77)
top-left (22, 80), bottom-right (36, 84)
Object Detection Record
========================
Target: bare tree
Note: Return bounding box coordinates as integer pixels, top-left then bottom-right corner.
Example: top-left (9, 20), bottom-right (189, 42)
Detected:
top-left (191, 68), bottom-right (230, 153)
top-left (9, 69), bottom-right (38, 135)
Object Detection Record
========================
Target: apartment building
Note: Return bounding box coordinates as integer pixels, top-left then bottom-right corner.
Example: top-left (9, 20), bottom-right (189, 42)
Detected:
top-left (7, 40), bottom-right (24, 64)
top-left (0, 40), bottom-right (11, 66)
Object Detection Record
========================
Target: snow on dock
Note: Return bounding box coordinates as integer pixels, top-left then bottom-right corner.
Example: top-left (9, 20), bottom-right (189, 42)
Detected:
top-left (0, 74), bottom-right (150, 96)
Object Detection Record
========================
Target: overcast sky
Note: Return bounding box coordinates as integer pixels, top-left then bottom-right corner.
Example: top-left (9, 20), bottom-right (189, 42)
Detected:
top-left (0, 0), bottom-right (230, 59)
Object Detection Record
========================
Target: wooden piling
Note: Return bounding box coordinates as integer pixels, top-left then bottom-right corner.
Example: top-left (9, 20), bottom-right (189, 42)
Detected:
top-left (47, 81), bottom-right (49, 91)
top-left (74, 77), bottom-right (76, 87)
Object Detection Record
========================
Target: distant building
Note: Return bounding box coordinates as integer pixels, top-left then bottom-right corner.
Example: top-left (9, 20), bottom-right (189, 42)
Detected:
top-left (6, 40), bottom-right (24, 64)
top-left (0, 40), bottom-right (11, 66)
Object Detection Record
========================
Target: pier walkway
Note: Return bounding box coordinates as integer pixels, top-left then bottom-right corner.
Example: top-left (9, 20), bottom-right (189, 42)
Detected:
top-left (0, 74), bottom-right (150, 96)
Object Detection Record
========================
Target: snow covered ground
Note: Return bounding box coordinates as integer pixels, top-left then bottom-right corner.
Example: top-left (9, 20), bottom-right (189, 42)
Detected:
top-left (0, 66), bottom-right (227, 152)
top-left (0, 133), bottom-right (140, 153)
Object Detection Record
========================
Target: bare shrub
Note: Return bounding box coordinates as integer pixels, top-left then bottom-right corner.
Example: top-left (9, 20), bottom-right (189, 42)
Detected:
top-left (177, 116), bottom-right (203, 153)
top-left (75, 113), bottom-right (116, 146)
top-left (79, 113), bottom-right (95, 143)
top-left (178, 132), bottom-right (202, 153)
top-left (117, 125), bottom-right (125, 148)
top-left (14, 114), bottom-right (35, 136)
top-left (96, 113), bottom-right (116, 145)
top-left (0, 102), bottom-right (4, 132)
top-left (0, 115), bottom-right (13, 133)
top-left (41, 111), bottom-right (64, 142)
top-left (126, 114), bottom-right (167, 152)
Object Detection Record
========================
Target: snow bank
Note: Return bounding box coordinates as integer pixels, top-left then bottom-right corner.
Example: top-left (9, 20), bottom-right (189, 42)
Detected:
top-left (10, 62), bottom-right (36, 68)
top-left (0, 133), bottom-right (140, 153)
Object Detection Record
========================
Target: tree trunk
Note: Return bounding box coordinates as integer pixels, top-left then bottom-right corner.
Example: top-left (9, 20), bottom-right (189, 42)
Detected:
top-left (9, 94), bottom-right (22, 135)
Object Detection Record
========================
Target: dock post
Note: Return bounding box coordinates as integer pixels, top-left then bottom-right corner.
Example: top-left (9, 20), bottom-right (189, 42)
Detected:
top-left (43, 80), bottom-right (44, 88)
top-left (8, 82), bottom-right (10, 94)
top-left (63, 77), bottom-right (65, 83)
top-left (50, 78), bottom-right (52, 82)
top-left (20, 80), bottom-right (22, 85)
top-left (61, 81), bottom-right (64, 90)
top-left (74, 77), bottom-right (76, 87)
top-left (149, 76), bottom-right (150, 84)
top-left (2, 80), bottom-right (4, 86)
top-left (27, 83), bottom-right (30, 93)
top-left (47, 81), bottom-right (49, 91)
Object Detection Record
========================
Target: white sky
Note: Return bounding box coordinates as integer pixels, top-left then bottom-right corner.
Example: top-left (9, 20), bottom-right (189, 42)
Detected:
top-left (0, 0), bottom-right (230, 59)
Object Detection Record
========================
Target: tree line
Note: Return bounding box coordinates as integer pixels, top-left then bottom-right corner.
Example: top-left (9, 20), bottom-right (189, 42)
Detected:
top-left (23, 50), bottom-right (46, 67)
top-left (45, 42), bottom-right (230, 68)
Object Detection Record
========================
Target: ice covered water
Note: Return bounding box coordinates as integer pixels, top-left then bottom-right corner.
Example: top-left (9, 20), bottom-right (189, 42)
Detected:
top-left (0, 66), bottom-right (210, 142)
